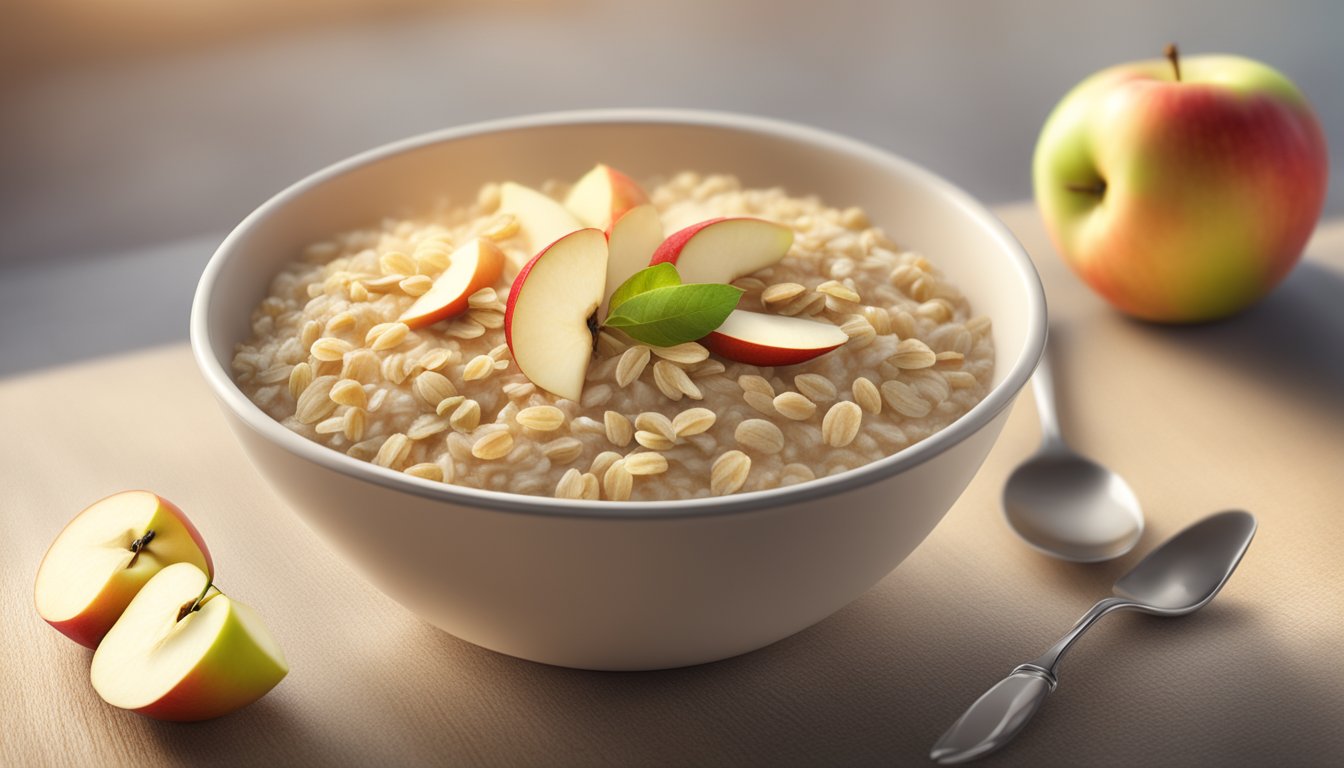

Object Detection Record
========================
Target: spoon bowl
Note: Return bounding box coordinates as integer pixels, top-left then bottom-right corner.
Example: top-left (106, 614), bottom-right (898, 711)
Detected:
top-left (1114, 509), bottom-right (1258, 613)
top-left (1004, 341), bottom-right (1144, 561)
top-left (1004, 452), bottom-right (1144, 562)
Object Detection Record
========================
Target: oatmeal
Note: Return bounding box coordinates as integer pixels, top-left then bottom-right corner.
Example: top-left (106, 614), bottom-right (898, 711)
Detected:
top-left (231, 171), bottom-right (994, 500)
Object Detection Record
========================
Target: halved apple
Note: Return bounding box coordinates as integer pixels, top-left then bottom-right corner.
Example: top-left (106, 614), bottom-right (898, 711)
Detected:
top-left (600, 203), bottom-right (664, 319)
top-left (499, 182), bottom-right (583, 256)
top-left (563, 163), bottom-right (649, 230)
top-left (398, 238), bottom-right (505, 329)
top-left (702, 309), bottom-right (848, 366)
top-left (504, 228), bottom-right (609, 400)
top-left (34, 491), bottom-right (212, 649)
top-left (91, 563), bottom-right (287, 722)
top-left (650, 217), bottom-right (793, 284)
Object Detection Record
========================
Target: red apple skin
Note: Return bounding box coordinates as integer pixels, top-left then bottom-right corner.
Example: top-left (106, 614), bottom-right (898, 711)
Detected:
top-left (132, 665), bottom-right (237, 722)
top-left (649, 217), bottom-right (730, 267)
top-left (564, 164), bottom-right (650, 232)
top-left (45, 586), bottom-right (138, 650)
top-left (503, 240), bottom-right (550, 354)
top-left (399, 240), bottom-right (506, 329)
top-left (597, 166), bottom-right (650, 231)
top-left (649, 217), bottom-right (793, 286)
top-left (701, 332), bottom-right (844, 367)
top-left (129, 633), bottom-right (283, 722)
top-left (36, 492), bottom-right (213, 649)
top-left (1034, 53), bottom-right (1328, 322)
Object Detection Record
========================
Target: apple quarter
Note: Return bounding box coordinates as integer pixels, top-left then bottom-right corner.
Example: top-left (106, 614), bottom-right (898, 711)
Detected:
top-left (34, 490), bottom-right (213, 649)
top-left (231, 172), bottom-right (995, 501)
top-left (90, 563), bottom-right (288, 722)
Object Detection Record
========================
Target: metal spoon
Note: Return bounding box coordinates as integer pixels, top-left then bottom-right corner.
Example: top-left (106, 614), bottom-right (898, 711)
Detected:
top-left (930, 510), bottom-right (1257, 764)
top-left (1003, 344), bottom-right (1144, 561)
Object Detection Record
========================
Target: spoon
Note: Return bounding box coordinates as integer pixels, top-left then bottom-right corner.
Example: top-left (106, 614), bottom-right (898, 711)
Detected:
top-left (930, 509), bottom-right (1257, 764)
top-left (1003, 343), bottom-right (1144, 561)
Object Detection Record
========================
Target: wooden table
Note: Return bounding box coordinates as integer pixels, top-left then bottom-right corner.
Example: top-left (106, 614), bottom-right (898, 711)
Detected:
top-left (3, 205), bottom-right (1341, 766)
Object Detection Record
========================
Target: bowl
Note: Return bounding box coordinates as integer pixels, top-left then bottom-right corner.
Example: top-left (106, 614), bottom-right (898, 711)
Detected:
top-left (190, 109), bottom-right (1046, 671)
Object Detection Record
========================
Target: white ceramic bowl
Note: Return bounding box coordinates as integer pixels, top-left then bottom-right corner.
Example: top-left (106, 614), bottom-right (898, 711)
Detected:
top-left (191, 109), bottom-right (1045, 671)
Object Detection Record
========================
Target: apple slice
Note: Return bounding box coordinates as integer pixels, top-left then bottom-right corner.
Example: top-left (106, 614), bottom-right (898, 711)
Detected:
top-left (398, 239), bottom-right (505, 329)
top-left (600, 203), bottom-right (664, 319)
top-left (34, 491), bottom-right (212, 649)
top-left (650, 217), bottom-right (793, 285)
top-left (499, 182), bottom-right (583, 255)
top-left (702, 309), bottom-right (848, 366)
top-left (91, 563), bottom-right (287, 722)
top-left (505, 228), bottom-right (608, 401)
top-left (563, 163), bottom-right (649, 230)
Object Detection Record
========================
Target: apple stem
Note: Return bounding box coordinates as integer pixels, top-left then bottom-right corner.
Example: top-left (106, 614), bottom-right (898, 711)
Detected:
top-left (1165, 43), bottom-right (1181, 82)
top-left (177, 582), bottom-right (214, 622)
top-left (1064, 181), bottom-right (1107, 197)
top-left (129, 529), bottom-right (155, 553)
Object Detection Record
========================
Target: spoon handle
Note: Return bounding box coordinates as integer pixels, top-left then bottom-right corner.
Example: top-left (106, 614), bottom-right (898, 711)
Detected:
top-left (928, 666), bottom-right (1054, 765)
top-left (1031, 343), bottom-right (1065, 451)
top-left (929, 598), bottom-right (1130, 763)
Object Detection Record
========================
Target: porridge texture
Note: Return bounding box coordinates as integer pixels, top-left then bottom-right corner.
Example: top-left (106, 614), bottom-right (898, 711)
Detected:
top-left (232, 173), bottom-right (994, 500)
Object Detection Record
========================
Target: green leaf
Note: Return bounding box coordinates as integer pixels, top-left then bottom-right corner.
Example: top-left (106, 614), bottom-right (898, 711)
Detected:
top-left (604, 283), bottom-right (744, 347)
top-left (608, 263), bottom-right (680, 313)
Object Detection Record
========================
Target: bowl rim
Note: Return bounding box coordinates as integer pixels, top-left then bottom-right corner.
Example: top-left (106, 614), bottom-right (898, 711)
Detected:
top-left (190, 108), bottom-right (1046, 520)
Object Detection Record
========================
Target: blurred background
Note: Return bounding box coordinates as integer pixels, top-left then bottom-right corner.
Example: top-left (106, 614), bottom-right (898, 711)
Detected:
top-left (2, 0), bottom-right (1340, 374)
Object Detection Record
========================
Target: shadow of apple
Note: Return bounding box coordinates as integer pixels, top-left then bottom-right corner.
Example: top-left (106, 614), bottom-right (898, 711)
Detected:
top-left (1144, 260), bottom-right (1344, 420)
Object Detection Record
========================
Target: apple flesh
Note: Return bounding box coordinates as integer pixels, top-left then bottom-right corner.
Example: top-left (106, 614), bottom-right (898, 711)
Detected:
top-left (499, 182), bottom-right (583, 258)
top-left (563, 163), bottom-right (649, 231)
top-left (504, 228), bottom-right (609, 401)
top-left (600, 203), bottom-right (664, 319)
top-left (650, 217), bottom-right (793, 285)
top-left (1033, 48), bottom-right (1328, 322)
top-left (34, 491), bottom-right (213, 649)
top-left (702, 309), bottom-right (848, 366)
top-left (398, 239), bottom-right (505, 329)
top-left (91, 563), bottom-right (287, 722)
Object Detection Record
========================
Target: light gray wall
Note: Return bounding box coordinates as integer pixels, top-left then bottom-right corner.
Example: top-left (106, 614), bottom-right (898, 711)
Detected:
top-left (1, 0), bottom-right (1339, 267)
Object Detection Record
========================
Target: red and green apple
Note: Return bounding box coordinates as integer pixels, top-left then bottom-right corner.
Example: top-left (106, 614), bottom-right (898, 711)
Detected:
top-left (1033, 45), bottom-right (1328, 322)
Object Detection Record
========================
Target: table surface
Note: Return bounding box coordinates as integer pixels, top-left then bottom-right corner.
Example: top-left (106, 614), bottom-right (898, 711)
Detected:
top-left (3, 204), bottom-right (1342, 767)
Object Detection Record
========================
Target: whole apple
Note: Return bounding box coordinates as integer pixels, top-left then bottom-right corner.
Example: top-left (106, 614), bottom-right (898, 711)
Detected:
top-left (1033, 45), bottom-right (1328, 322)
